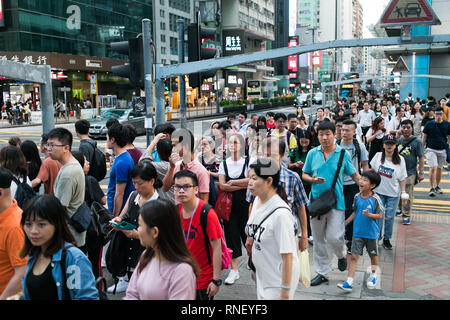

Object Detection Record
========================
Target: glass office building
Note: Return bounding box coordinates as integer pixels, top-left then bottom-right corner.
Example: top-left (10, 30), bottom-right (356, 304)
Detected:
top-left (0, 0), bottom-right (152, 59)
top-left (0, 0), bottom-right (153, 107)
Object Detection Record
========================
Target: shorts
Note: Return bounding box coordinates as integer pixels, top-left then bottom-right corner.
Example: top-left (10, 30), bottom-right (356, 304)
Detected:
top-left (425, 148), bottom-right (447, 168)
top-left (351, 237), bottom-right (378, 256)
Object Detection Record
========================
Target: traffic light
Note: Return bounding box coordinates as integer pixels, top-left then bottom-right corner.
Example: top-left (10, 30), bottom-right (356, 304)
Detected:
top-left (111, 37), bottom-right (144, 88)
top-left (171, 77), bottom-right (178, 92)
top-left (187, 18), bottom-right (217, 89)
top-left (163, 78), bottom-right (170, 91)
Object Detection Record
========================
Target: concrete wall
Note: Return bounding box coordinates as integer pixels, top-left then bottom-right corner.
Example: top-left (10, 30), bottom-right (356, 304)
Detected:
top-left (428, 54), bottom-right (450, 99)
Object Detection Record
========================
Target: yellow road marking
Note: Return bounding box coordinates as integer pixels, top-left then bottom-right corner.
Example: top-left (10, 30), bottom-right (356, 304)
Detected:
top-left (412, 198), bottom-right (450, 205)
top-left (414, 187), bottom-right (450, 193)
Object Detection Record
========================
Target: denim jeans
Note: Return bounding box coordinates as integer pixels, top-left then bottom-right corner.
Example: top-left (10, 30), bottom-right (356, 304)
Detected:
top-left (378, 194), bottom-right (400, 240)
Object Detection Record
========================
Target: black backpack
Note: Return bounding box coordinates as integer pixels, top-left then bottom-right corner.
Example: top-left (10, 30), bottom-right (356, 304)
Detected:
top-left (86, 140), bottom-right (107, 182)
top-left (12, 176), bottom-right (36, 208)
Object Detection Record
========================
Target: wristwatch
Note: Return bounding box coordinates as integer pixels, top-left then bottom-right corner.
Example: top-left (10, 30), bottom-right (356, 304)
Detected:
top-left (212, 279), bottom-right (222, 286)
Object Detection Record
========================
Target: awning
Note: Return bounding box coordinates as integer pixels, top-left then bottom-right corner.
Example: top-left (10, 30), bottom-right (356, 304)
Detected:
top-left (256, 65), bottom-right (275, 72)
top-left (225, 66), bottom-right (256, 73)
top-left (262, 76), bottom-right (280, 81)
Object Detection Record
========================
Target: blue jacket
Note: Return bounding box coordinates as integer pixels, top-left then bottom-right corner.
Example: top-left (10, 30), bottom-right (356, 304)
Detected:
top-left (22, 243), bottom-right (99, 300)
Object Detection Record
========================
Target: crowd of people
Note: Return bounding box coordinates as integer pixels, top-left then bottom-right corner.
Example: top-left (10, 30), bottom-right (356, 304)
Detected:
top-left (0, 90), bottom-right (449, 301)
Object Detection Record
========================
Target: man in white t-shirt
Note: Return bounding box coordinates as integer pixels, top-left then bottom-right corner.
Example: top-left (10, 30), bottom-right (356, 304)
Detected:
top-left (387, 106), bottom-right (407, 138)
top-left (358, 102), bottom-right (376, 139)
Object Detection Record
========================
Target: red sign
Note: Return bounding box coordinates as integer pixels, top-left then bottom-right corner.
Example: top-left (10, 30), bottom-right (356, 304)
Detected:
top-left (311, 51), bottom-right (322, 67)
top-left (379, 0), bottom-right (440, 27)
top-left (288, 37), bottom-right (298, 73)
top-left (0, 0), bottom-right (4, 27)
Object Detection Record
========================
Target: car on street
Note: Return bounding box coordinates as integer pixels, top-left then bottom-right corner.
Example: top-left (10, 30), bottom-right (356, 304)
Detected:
top-left (296, 93), bottom-right (312, 107)
top-left (88, 108), bottom-right (146, 139)
top-left (313, 92), bottom-right (323, 105)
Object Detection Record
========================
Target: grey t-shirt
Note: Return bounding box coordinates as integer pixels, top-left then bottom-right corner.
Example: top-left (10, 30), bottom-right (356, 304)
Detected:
top-left (54, 161), bottom-right (86, 247)
top-left (339, 140), bottom-right (369, 185)
top-left (398, 136), bottom-right (424, 175)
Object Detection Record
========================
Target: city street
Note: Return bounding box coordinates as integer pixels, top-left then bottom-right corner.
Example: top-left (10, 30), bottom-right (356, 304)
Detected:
top-left (1, 107), bottom-right (448, 300)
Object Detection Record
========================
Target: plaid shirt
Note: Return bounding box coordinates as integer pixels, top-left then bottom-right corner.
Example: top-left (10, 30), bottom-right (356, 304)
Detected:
top-left (246, 166), bottom-right (308, 214)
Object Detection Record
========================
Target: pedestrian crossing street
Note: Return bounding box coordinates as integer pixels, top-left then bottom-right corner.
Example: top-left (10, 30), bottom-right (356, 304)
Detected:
top-left (99, 161), bottom-right (450, 214)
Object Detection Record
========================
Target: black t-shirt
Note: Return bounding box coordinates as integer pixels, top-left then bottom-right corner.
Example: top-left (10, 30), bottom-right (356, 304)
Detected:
top-left (26, 262), bottom-right (59, 300)
top-left (85, 175), bottom-right (105, 207)
top-left (423, 120), bottom-right (450, 150)
top-left (79, 139), bottom-right (96, 165)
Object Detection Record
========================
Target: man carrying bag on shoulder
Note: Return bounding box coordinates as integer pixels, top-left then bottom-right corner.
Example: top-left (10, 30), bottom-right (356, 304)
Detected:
top-left (302, 122), bottom-right (361, 287)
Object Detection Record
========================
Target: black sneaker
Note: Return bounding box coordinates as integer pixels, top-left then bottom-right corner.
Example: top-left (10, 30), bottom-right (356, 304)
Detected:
top-left (382, 239), bottom-right (393, 250)
top-left (338, 257), bottom-right (348, 271)
top-left (429, 188), bottom-right (436, 197)
top-left (311, 274), bottom-right (329, 286)
top-left (435, 186), bottom-right (443, 194)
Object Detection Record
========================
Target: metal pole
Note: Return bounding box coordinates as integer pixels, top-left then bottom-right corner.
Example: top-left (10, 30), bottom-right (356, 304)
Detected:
top-left (177, 19), bottom-right (187, 129)
top-left (310, 28), bottom-right (315, 109)
top-left (142, 18), bottom-right (154, 147)
top-left (64, 90), bottom-right (68, 120)
top-left (155, 72), bottom-right (165, 127)
top-left (40, 65), bottom-right (54, 134)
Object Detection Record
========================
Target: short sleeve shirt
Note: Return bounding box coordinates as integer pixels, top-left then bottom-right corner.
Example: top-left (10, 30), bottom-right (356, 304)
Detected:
top-left (352, 193), bottom-right (384, 239)
top-left (303, 144), bottom-right (356, 211)
top-left (370, 152), bottom-right (408, 197)
top-left (423, 120), bottom-right (450, 150)
top-left (36, 157), bottom-right (62, 195)
top-left (398, 136), bottom-right (424, 175)
top-left (173, 159), bottom-right (210, 205)
top-left (107, 151), bottom-right (136, 213)
top-left (339, 140), bottom-right (369, 185)
top-left (179, 200), bottom-right (222, 290)
top-left (0, 200), bottom-right (27, 294)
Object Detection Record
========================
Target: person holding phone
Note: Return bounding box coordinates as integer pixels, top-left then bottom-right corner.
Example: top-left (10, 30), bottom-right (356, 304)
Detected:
top-left (302, 121), bottom-right (360, 287)
top-left (108, 161), bottom-right (161, 294)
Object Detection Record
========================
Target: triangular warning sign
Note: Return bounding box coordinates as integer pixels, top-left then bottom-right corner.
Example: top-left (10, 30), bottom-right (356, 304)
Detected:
top-left (379, 0), bottom-right (441, 27)
top-left (392, 56), bottom-right (409, 73)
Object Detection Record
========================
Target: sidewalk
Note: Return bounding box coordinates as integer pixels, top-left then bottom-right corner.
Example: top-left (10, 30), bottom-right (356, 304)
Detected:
top-left (104, 211), bottom-right (450, 300)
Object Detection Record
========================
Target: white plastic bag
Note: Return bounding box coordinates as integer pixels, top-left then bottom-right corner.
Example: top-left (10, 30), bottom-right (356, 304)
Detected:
top-left (298, 250), bottom-right (311, 288)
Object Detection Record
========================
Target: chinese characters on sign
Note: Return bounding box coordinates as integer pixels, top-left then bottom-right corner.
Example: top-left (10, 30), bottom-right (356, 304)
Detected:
top-left (0, 54), bottom-right (49, 65)
top-left (225, 36), bottom-right (242, 52)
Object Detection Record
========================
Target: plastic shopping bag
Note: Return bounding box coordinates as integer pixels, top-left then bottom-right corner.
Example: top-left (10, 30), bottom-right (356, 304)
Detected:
top-left (298, 250), bottom-right (311, 288)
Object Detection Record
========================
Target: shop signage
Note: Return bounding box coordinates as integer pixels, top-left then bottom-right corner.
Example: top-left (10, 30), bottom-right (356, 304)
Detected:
top-left (90, 74), bottom-right (97, 94)
top-left (0, 54), bottom-right (48, 65)
top-left (288, 37), bottom-right (298, 80)
top-left (222, 30), bottom-right (245, 56)
top-left (312, 51), bottom-right (322, 67)
top-left (226, 71), bottom-right (244, 88)
top-left (86, 59), bottom-right (103, 68)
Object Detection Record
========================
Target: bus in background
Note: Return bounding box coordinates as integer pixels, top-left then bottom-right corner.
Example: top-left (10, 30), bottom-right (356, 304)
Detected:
top-left (339, 72), bottom-right (359, 99)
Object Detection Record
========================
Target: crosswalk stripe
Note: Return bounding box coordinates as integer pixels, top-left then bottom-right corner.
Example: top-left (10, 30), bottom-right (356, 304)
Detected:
top-left (412, 204), bottom-right (450, 211)
top-left (414, 187), bottom-right (450, 193)
top-left (412, 206), bottom-right (450, 213)
top-left (412, 198), bottom-right (450, 206)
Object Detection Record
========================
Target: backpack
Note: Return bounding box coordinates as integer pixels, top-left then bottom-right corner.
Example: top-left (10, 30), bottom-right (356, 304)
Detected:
top-left (12, 176), bottom-right (36, 208)
top-left (337, 137), bottom-right (362, 170)
top-left (199, 203), bottom-right (233, 270)
top-left (85, 140), bottom-right (107, 182)
top-left (178, 203), bottom-right (233, 270)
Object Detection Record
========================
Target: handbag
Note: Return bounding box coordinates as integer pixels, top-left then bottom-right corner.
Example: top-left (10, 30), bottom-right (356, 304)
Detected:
top-left (307, 149), bottom-right (345, 218)
top-left (70, 202), bottom-right (92, 233)
top-left (214, 186), bottom-right (233, 221)
top-left (90, 201), bottom-right (114, 245)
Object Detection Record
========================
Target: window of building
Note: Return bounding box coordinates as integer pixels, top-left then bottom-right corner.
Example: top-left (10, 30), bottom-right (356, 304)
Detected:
top-left (161, 34), bottom-right (166, 42)
top-left (169, 0), bottom-right (190, 13)
top-left (160, 9), bottom-right (165, 18)
top-left (161, 46), bottom-right (166, 54)
top-left (160, 22), bottom-right (166, 30)
top-left (170, 37), bottom-right (178, 55)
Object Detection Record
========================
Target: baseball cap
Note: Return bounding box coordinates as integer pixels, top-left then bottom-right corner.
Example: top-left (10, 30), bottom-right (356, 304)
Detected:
top-left (383, 134), bottom-right (397, 144)
top-left (0, 167), bottom-right (13, 188)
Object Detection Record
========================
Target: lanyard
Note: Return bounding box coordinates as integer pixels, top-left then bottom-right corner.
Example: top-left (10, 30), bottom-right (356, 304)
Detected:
top-left (184, 199), bottom-right (199, 244)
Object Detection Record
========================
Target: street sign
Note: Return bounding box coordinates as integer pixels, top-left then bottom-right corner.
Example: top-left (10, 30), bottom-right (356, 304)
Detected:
top-left (59, 87), bottom-right (71, 92)
top-left (392, 56), bottom-right (409, 72)
top-left (379, 0), bottom-right (441, 27)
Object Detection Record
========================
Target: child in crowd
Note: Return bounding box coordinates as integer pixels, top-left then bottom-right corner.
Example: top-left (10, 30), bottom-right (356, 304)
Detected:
top-left (338, 170), bottom-right (384, 292)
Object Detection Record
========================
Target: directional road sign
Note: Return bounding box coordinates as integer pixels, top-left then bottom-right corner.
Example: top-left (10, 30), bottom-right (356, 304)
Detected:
top-left (379, 0), bottom-right (441, 27)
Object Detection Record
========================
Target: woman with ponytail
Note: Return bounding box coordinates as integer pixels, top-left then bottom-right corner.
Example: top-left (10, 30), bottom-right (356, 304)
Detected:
top-left (125, 199), bottom-right (199, 300)
top-left (108, 160), bottom-right (163, 293)
top-left (245, 158), bottom-right (300, 300)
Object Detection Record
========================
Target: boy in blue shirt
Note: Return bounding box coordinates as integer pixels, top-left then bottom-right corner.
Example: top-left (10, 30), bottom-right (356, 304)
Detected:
top-left (338, 170), bottom-right (384, 292)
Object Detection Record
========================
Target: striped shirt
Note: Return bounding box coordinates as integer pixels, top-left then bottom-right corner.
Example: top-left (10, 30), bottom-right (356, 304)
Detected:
top-left (246, 166), bottom-right (308, 214)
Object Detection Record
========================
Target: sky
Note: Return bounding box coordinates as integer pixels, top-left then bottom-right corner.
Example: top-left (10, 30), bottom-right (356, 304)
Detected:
top-left (360, 0), bottom-right (391, 38)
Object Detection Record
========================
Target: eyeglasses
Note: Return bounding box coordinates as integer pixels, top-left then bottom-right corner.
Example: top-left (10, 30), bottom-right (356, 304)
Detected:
top-left (174, 184), bottom-right (194, 191)
top-left (45, 144), bottom-right (67, 149)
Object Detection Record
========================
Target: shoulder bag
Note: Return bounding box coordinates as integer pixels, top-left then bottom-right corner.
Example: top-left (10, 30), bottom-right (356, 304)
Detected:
top-left (307, 149), bottom-right (345, 219)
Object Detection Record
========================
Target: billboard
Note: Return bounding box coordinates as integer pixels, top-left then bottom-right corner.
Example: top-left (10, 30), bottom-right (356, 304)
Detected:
top-left (0, 0), bottom-right (4, 27)
top-left (289, 0), bottom-right (297, 37)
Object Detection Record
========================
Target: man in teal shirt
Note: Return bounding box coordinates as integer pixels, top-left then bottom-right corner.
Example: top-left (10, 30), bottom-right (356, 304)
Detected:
top-left (302, 121), bottom-right (361, 286)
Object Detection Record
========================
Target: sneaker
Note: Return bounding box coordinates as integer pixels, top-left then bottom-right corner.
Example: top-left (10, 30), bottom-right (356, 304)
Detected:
top-left (224, 269), bottom-right (240, 285)
top-left (308, 236), bottom-right (314, 245)
top-left (382, 239), bottom-right (393, 250)
top-left (429, 188), bottom-right (436, 197)
top-left (107, 276), bottom-right (129, 294)
top-left (337, 281), bottom-right (353, 292)
top-left (367, 274), bottom-right (377, 289)
top-left (402, 217), bottom-right (411, 225)
top-left (338, 257), bottom-right (347, 271)
top-left (435, 186), bottom-right (443, 194)
top-left (395, 210), bottom-right (402, 217)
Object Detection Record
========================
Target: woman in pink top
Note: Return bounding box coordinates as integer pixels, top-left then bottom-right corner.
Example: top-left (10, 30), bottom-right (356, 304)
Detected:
top-left (125, 199), bottom-right (199, 300)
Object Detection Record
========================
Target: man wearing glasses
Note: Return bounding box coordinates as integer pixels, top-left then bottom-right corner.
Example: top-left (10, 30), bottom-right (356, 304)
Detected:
top-left (422, 106), bottom-right (450, 197)
top-left (47, 128), bottom-right (86, 249)
top-left (174, 170), bottom-right (222, 301)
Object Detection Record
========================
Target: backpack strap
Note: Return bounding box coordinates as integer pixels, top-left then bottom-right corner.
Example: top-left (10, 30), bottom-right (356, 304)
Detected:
top-left (199, 203), bottom-right (213, 265)
top-left (60, 244), bottom-right (75, 301)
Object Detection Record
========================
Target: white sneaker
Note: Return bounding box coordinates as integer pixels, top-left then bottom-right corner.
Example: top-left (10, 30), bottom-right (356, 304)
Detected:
top-left (224, 269), bottom-right (240, 285)
top-left (367, 274), bottom-right (377, 289)
top-left (107, 276), bottom-right (129, 294)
